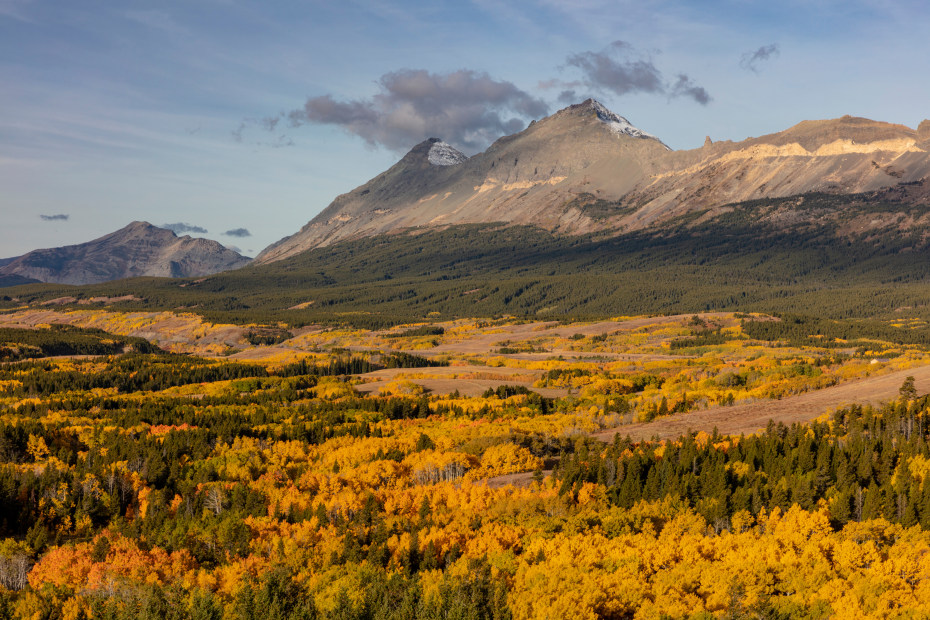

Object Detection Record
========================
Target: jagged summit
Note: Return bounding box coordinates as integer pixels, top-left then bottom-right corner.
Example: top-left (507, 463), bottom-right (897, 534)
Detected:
top-left (254, 105), bottom-right (930, 265)
top-left (561, 99), bottom-right (669, 148)
top-left (393, 138), bottom-right (467, 169)
top-left (426, 139), bottom-right (467, 166)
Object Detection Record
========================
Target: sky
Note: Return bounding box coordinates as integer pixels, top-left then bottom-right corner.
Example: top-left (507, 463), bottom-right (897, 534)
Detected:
top-left (2, 0), bottom-right (930, 258)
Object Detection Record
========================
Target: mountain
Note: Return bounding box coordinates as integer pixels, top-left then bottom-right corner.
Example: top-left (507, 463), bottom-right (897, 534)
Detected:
top-left (0, 274), bottom-right (39, 287)
top-left (255, 99), bottom-right (930, 264)
top-left (254, 100), bottom-right (671, 263)
top-left (0, 221), bottom-right (251, 285)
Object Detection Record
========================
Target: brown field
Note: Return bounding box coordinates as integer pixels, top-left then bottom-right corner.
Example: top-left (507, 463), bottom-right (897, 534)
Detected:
top-left (487, 363), bottom-right (930, 488)
top-left (423, 312), bottom-right (734, 356)
top-left (353, 365), bottom-right (568, 397)
top-left (592, 363), bottom-right (930, 442)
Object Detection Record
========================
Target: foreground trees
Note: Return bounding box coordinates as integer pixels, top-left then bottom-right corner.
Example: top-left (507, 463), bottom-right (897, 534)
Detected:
top-left (3, 319), bottom-right (930, 618)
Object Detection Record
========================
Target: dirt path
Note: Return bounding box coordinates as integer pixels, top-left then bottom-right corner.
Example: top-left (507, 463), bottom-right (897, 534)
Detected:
top-left (592, 363), bottom-right (930, 442)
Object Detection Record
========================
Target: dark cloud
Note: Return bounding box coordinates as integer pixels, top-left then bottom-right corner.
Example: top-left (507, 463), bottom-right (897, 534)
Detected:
top-left (40, 214), bottom-right (68, 221)
top-left (163, 222), bottom-right (207, 234)
top-left (268, 69), bottom-right (549, 154)
top-left (556, 41), bottom-right (711, 105)
top-left (557, 89), bottom-right (579, 105)
top-left (223, 228), bottom-right (251, 238)
top-left (566, 41), bottom-right (664, 97)
top-left (740, 44), bottom-right (779, 73)
top-left (670, 74), bottom-right (711, 105)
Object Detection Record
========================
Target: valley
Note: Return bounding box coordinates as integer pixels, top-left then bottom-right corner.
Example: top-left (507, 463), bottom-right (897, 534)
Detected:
top-left (9, 0), bottom-right (930, 615)
top-left (3, 101), bottom-right (930, 618)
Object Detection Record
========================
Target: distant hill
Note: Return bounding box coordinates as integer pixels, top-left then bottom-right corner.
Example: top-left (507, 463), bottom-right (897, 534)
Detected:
top-left (0, 274), bottom-right (39, 287)
top-left (255, 99), bottom-right (930, 264)
top-left (0, 221), bottom-right (251, 286)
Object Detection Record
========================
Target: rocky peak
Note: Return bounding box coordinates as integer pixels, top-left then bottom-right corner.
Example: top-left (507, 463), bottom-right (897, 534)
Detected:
top-left (426, 139), bottom-right (468, 166)
top-left (561, 99), bottom-right (668, 148)
top-left (393, 138), bottom-right (468, 171)
top-left (918, 119), bottom-right (930, 146)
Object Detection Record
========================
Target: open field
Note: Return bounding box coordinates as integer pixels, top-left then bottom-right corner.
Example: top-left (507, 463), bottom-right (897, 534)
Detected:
top-left (593, 362), bottom-right (930, 441)
top-left (489, 362), bottom-right (930, 488)
top-left (353, 365), bottom-right (568, 398)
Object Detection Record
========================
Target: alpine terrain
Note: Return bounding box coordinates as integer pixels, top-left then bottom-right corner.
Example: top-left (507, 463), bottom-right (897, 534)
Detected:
top-left (255, 99), bottom-right (930, 264)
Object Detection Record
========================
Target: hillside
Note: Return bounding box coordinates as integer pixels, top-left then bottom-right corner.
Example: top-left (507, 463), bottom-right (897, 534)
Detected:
top-left (4, 185), bottom-right (930, 328)
top-left (0, 221), bottom-right (251, 285)
top-left (255, 100), bottom-right (930, 264)
top-left (4, 107), bottom-right (930, 328)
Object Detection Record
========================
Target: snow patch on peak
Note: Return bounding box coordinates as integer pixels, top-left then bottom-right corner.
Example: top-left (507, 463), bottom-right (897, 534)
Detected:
top-left (587, 100), bottom-right (669, 149)
top-left (428, 140), bottom-right (467, 166)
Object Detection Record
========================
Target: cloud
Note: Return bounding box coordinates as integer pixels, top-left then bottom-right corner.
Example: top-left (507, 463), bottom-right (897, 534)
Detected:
top-left (163, 222), bottom-right (207, 234)
top-left (223, 228), bottom-right (251, 238)
top-left (566, 41), bottom-right (665, 96)
top-left (0, 0), bottom-right (34, 22)
top-left (232, 122), bottom-right (295, 148)
top-left (669, 74), bottom-right (711, 105)
top-left (40, 214), bottom-right (69, 221)
top-left (557, 89), bottom-right (579, 105)
top-left (122, 10), bottom-right (181, 33)
top-left (740, 44), bottom-right (780, 73)
top-left (555, 41), bottom-right (711, 105)
top-left (265, 69), bottom-right (549, 154)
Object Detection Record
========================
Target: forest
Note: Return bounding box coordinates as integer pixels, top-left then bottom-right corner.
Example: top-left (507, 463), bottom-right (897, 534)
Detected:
top-left (0, 326), bottom-right (158, 362)
top-left (5, 190), bottom-right (930, 330)
top-left (2, 313), bottom-right (930, 618)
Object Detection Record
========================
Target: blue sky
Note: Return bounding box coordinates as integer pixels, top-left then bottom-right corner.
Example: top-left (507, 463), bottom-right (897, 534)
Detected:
top-left (2, 0), bottom-right (930, 258)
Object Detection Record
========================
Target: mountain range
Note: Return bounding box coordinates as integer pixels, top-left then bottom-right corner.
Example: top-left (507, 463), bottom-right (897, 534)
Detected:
top-left (254, 99), bottom-right (930, 264)
top-left (0, 221), bottom-right (250, 286)
top-left (4, 100), bottom-right (930, 291)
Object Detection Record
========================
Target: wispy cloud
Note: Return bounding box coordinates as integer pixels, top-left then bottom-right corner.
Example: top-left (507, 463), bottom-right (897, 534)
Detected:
top-left (231, 123), bottom-right (295, 148)
top-left (545, 41), bottom-right (711, 105)
top-left (163, 222), bottom-right (207, 234)
top-left (223, 228), bottom-right (251, 237)
top-left (740, 44), bottom-right (780, 73)
top-left (39, 213), bottom-right (68, 221)
top-left (251, 69), bottom-right (549, 154)
top-left (0, 0), bottom-right (34, 22)
top-left (121, 9), bottom-right (189, 36)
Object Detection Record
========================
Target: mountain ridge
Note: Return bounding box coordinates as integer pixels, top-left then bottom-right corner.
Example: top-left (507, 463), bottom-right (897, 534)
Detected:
top-left (255, 100), bottom-right (930, 264)
top-left (0, 221), bottom-right (251, 286)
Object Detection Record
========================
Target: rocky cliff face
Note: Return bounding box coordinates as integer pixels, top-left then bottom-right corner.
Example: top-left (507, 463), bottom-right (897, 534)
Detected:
top-left (623, 115), bottom-right (929, 229)
top-left (0, 222), bottom-right (251, 285)
top-left (255, 100), bottom-right (930, 264)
